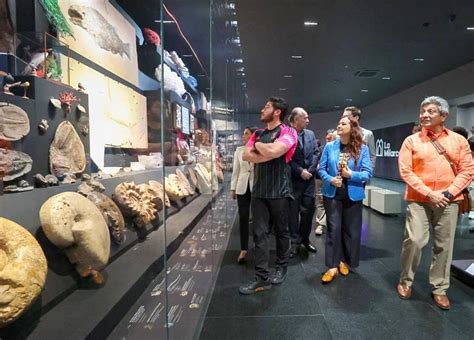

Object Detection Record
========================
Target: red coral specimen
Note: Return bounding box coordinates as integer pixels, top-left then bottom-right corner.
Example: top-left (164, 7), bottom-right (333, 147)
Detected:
top-left (143, 28), bottom-right (161, 46)
top-left (59, 92), bottom-right (79, 113)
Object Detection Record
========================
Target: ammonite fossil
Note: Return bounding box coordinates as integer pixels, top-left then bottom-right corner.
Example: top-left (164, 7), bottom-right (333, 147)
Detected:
top-left (176, 168), bottom-right (194, 195)
top-left (85, 192), bottom-right (125, 244)
top-left (164, 175), bottom-right (188, 200)
top-left (148, 180), bottom-right (171, 208)
top-left (112, 182), bottom-right (157, 228)
top-left (186, 167), bottom-right (200, 193)
top-left (138, 183), bottom-right (164, 212)
top-left (0, 148), bottom-right (33, 181)
top-left (0, 102), bottom-right (30, 141)
top-left (39, 192), bottom-right (110, 285)
top-left (0, 217), bottom-right (47, 328)
top-left (49, 121), bottom-right (86, 178)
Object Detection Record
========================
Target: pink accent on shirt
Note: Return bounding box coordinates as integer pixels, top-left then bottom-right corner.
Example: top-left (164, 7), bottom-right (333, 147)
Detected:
top-left (245, 125), bottom-right (297, 163)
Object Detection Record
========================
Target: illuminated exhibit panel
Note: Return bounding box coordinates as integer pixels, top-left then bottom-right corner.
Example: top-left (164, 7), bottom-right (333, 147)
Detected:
top-left (58, 0), bottom-right (139, 86)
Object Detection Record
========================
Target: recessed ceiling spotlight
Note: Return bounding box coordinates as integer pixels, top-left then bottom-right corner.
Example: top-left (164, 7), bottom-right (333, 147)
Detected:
top-left (361, 89), bottom-right (369, 92)
top-left (283, 75), bottom-right (293, 78)
top-left (382, 77), bottom-right (391, 80)
top-left (414, 58), bottom-right (425, 62)
top-left (345, 98), bottom-right (353, 102)
top-left (197, 74), bottom-right (206, 77)
top-left (279, 88), bottom-right (287, 91)
top-left (334, 105), bottom-right (341, 108)
top-left (344, 65), bottom-right (349, 69)
top-left (304, 21), bottom-right (318, 26)
top-left (291, 55), bottom-right (303, 59)
top-left (182, 54), bottom-right (193, 57)
top-left (467, 27), bottom-right (474, 30)
top-left (234, 59), bottom-right (243, 63)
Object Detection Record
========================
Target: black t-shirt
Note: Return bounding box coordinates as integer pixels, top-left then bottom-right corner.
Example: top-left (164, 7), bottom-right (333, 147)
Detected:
top-left (334, 143), bottom-right (349, 200)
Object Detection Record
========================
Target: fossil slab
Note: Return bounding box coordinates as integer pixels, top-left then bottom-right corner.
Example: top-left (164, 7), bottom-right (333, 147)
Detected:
top-left (0, 217), bottom-right (47, 328)
top-left (165, 175), bottom-right (188, 200)
top-left (176, 169), bottom-right (194, 195)
top-left (39, 192), bottom-right (110, 285)
top-left (0, 148), bottom-right (33, 181)
top-left (138, 183), bottom-right (164, 213)
top-left (148, 180), bottom-right (171, 208)
top-left (0, 102), bottom-right (30, 141)
top-left (85, 192), bottom-right (125, 244)
top-left (49, 121), bottom-right (86, 178)
top-left (187, 167), bottom-right (199, 193)
top-left (112, 182), bottom-right (156, 228)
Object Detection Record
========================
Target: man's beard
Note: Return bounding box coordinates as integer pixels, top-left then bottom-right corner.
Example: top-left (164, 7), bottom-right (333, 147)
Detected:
top-left (260, 112), bottom-right (274, 123)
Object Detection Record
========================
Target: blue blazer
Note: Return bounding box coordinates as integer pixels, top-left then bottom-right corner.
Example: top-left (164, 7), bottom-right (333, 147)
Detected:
top-left (318, 140), bottom-right (372, 201)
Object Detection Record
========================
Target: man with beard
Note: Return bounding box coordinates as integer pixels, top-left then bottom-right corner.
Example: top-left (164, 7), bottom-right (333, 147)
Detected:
top-left (239, 97), bottom-right (297, 294)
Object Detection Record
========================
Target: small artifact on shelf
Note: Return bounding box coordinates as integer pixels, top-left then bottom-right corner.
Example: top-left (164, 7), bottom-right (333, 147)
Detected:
top-left (164, 175), bottom-right (189, 200)
top-left (77, 178), bottom-right (105, 196)
top-left (19, 81), bottom-right (30, 99)
top-left (0, 148), bottom-right (33, 182)
top-left (39, 192), bottom-right (110, 285)
top-left (148, 180), bottom-right (171, 208)
top-left (83, 191), bottom-right (125, 245)
top-left (38, 119), bottom-right (49, 134)
top-left (34, 173), bottom-right (48, 187)
top-left (142, 27), bottom-right (161, 46)
top-left (82, 173), bottom-right (91, 181)
top-left (45, 174), bottom-right (59, 186)
top-left (187, 167), bottom-right (200, 193)
top-left (61, 173), bottom-right (76, 184)
top-left (112, 182), bottom-right (157, 228)
top-left (0, 217), bottom-right (48, 328)
top-left (0, 102), bottom-right (30, 140)
top-left (3, 179), bottom-right (33, 192)
top-left (2, 80), bottom-right (21, 96)
top-left (58, 92), bottom-right (79, 114)
top-left (49, 121), bottom-right (86, 178)
top-left (176, 169), bottom-right (194, 195)
top-left (77, 82), bottom-right (86, 92)
top-left (76, 104), bottom-right (86, 114)
top-left (50, 97), bottom-right (61, 109)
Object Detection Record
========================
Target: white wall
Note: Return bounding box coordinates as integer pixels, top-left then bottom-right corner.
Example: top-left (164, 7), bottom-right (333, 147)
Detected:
top-left (308, 61), bottom-right (474, 139)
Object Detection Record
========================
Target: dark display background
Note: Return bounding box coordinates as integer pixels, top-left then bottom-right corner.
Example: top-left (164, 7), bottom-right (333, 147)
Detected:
top-left (372, 122), bottom-right (415, 181)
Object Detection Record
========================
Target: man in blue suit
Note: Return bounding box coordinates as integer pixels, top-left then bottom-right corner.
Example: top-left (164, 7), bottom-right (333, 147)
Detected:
top-left (288, 107), bottom-right (319, 256)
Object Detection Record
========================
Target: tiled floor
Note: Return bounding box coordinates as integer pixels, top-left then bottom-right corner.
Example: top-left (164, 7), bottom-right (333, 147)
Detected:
top-left (199, 206), bottom-right (474, 340)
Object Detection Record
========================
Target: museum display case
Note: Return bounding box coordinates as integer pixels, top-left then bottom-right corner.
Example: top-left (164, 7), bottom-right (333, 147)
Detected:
top-left (0, 0), bottom-right (247, 338)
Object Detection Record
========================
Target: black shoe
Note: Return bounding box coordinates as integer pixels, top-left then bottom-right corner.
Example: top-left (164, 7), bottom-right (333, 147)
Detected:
top-left (289, 247), bottom-right (298, 259)
top-left (239, 278), bottom-right (272, 295)
top-left (303, 242), bottom-right (317, 253)
top-left (270, 266), bottom-right (287, 285)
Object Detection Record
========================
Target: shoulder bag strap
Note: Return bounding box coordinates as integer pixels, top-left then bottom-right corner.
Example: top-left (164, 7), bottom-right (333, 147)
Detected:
top-left (430, 138), bottom-right (458, 176)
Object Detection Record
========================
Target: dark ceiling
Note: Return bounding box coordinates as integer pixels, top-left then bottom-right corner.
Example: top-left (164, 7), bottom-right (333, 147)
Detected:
top-left (236, 0), bottom-right (474, 114)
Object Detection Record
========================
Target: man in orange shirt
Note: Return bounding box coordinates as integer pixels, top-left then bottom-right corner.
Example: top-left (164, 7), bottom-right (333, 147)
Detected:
top-left (397, 96), bottom-right (473, 310)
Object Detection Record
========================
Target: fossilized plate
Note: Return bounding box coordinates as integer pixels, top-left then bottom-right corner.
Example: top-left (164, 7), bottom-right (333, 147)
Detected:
top-left (0, 217), bottom-right (47, 328)
top-left (49, 121), bottom-right (86, 178)
top-left (85, 192), bottom-right (125, 244)
top-left (0, 148), bottom-right (33, 181)
top-left (148, 180), bottom-right (171, 208)
top-left (176, 169), bottom-right (194, 195)
top-left (0, 102), bottom-right (30, 141)
top-left (39, 192), bottom-right (110, 284)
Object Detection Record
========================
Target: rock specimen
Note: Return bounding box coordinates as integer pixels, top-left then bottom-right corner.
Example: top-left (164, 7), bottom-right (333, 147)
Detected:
top-left (194, 164), bottom-right (212, 193)
top-left (61, 173), bottom-right (76, 184)
top-left (176, 168), bottom-right (194, 195)
top-left (0, 217), bottom-right (47, 328)
top-left (0, 148), bottom-right (33, 181)
top-left (34, 173), bottom-right (48, 187)
top-left (112, 182), bottom-right (156, 228)
top-left (84, 192), bottom-right (125, 244)
top-left (49, 121), bottom-right (86, 178)
top-left (3, 180), bottom-right (33, 192)
top-left (50, 98), bottom-right (61, 109)
top-left (0, 102), bottom-right (30, 140)
top-left (38, 119), bottom-right (49, 134)
top-left (77, 178), bottom-right (105, 196)
top-left (138, 183), bottom-right (164, 212)
top-left (148, 180), bottom-right (171, 208)
top-left (45, 174), bottom-right (59, 186)
top-left (164, 175), bottom-right (188, 200)
top-left (187, 167), bottom-right (199, 193)
top-left (39, 192), bottom-right (110, 284)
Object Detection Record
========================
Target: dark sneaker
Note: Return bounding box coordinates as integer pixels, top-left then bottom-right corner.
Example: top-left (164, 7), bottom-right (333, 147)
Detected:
top-left (239, 278), bottom-right (272, 295)
top-left (270, 266), bottom-right (287, 285)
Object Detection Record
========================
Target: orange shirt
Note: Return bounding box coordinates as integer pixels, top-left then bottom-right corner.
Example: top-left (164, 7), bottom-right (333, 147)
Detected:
top-left (398, 127), bottom-right (473, 202)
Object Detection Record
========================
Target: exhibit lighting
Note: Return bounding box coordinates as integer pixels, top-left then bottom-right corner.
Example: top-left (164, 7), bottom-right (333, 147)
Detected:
top-left (382, 77), bottom-right (391, 80)
top-left (467, 27), bottom-right (474, 30)
top-left (291, 55), bottom-right (303, 59)
top-left (413, 58), bottom-right (425, 62)
top-left (304, 21), bottom-right (318, 26)
top-left (283, 75), bottom-right (293, 78)
top-left (361, 89), bottom-right (368, 92)
top-left (279, 88), bottom-right (287, 91)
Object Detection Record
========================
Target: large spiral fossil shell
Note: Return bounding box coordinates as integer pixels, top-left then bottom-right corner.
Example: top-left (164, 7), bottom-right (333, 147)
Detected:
top-left (49, 121), bottom-right (86, 178)
top-left (138, 183), bottom-right (164, 212)
top-left (0, 102), bottom-right (30, 141)
top-left (0, 148), bottom-right (33, 181)
top-left (0, 217), bottom-right (47, 328)
top-left (148, 180), bottom-right (171, 208)
top-left (112, 182), bottom-right (157, 228)
top-left (164, 175), bottom-right (188, 200)
top-left (187, 167), bottom-right (199, 192)
top-left (176, 168), bottom-right (194, 195)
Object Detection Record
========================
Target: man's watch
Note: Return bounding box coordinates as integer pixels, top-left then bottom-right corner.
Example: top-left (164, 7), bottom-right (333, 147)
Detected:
top-left (442, 191), bottom-right (454, 201)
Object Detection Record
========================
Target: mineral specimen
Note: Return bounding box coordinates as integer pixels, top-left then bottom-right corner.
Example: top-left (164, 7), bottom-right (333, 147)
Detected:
top-left (0, 102), bottom-right (30, 141)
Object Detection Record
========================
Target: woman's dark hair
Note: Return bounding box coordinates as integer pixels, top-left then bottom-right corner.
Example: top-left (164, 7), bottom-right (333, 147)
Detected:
top-left (452, 126), bottom-right (468, 139)
top-left (343, 117), bottom-right (364, 163)
top-left (244, 126), bottom-right (258, 134)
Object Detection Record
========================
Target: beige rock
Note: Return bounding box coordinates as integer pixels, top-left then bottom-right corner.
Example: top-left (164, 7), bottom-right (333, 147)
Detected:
top-left (112, 182), bottom-right (157, 228)
top-left (0, 217), bottom-right (47, 328)
top-left (176, 168), bottom-right (194, 195)
top-left (148, 180), bottom-right (171, 208)
top-left (0, 102), bottom-right (30, 141)
top-left (187, 167), bottom-right (199, 193)
top-left (165, 175), bottom-right (188, 200)
top-left (39, 192), bottom-right (110, 284)
top-left (138, 183), bottom-right (164, 212)
top-left (49, 121), bottom-right (86, 178)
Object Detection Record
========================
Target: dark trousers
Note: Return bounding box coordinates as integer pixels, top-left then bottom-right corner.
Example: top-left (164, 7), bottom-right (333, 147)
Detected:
top-left (236, 184), bottom-right (251, 251)
top-left (289, 189), bottom-right (315, 247)
top-left (252, 197), bottom-right (291, 280)
top-left (323, 196), bottom-right (363, 268)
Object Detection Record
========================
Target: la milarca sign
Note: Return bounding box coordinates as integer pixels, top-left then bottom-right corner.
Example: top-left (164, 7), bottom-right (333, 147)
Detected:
top-left (375, 139), bottom-right (400, 157)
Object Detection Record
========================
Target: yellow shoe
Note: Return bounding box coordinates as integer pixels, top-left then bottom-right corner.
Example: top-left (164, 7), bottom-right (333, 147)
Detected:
top-left (338, 262), bottom-right (349, 276)
top-left (321, 269), bottom-right (338, 283)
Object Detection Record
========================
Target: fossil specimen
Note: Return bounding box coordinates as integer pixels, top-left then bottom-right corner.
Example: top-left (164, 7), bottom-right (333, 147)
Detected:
top-left (38, 119), bottom-right (49, 134)
top-left (176, 168), bottom-right (194, 195)
top-left (61, 173), bottom-right (76, 184)
top-left (68, 5), bottom-right (131, 59)
top-left (77, 179), bottom-right (105, 196)
top-left (39, 192), bottom-right (110, 285)
top-left (194, 164), bottom-right (212, 193)
top-left (77, 104), bottom-right (86, 114)
top-left (3, 180), bottom-right (33, 192)
top-left (138, 183), bottom-right (164, 212)
top-left (0, 102), bottom-right (30, 140)
top-left (112, 182), bottom-right (157, 228)
top-left (34, 173), bottom-right (48, 187)
top-left (164, 175), bottom-right (189, 200)
top-left (0, 217), bottom-right (47, 328)
top-left (148, 180), bottom-right (171, 208)
top-left (58, 92), bottom-right (78, 113)
top-left (50, 97), bottom-right (61, 109)
top-left (187, 167), bottom-right (199, 192)
top-left (0, 148), bottom-right (33, 181)
top-left (84, 192), bottom-right (125, 244)
top-left (49, 121), bottom-right (86, 178)
top-left (45, 174), bottom-right (59, 186)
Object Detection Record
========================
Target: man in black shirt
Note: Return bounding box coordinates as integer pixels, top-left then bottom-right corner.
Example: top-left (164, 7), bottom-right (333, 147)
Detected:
top-left (239, 97), bottom-right (298, 295)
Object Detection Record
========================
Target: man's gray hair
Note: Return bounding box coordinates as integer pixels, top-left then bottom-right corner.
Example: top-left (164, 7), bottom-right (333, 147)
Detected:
top-left (420, 96), bottom-right (450, 116)
top-left (288, 107), bottom-right (306, 123)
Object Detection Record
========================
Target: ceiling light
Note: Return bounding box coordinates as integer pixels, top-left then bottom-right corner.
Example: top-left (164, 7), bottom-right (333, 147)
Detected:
top-left (334, 105), bottom-right (341, 108)
top-left (182, 54), bottom-right (193, 57)
top-left (234, 59), bottom-right (243, 63)
top-left (345, 98), bottom-right (353, 102)
top-left (154, 20), bottom-right (175, 24)
top-left (382, 77), bottom-right (391, 80)
top-left (283, 75), bottom-right (293, 78)
top-left (291, 55), bottom-right (303, 59)
top-left (279, 88), bottom-right (287, 91)
top-left (230, 20), bottom-right (238, 27)
top-left (231, 37), bottom-right (240, 44)
top-left (467, 27), bottom-right (474, 30)
top-left (361, 89), bottom-right (369, 92)
top-left (304, 21), bottom-right (318, 26)
top-left (197, 74), bottom-right (206, 77)
top-left (413, 58), bottom-right (425, 62)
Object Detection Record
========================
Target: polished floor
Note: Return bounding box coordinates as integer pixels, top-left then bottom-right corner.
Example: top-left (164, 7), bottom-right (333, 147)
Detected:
top-left (199, 205), bottom-right (474, 339)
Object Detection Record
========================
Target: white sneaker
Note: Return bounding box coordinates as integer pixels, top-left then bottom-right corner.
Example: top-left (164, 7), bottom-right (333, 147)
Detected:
top-left (315, 224), bottom-right (324, 236)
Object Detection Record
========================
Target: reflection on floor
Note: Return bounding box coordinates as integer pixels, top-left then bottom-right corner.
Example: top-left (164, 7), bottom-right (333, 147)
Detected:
top-left (200, 206), bottom-right (474, 339)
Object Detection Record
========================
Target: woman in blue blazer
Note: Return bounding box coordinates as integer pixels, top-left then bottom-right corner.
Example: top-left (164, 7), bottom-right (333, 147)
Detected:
top-left (318, 117), bottom-right (372, 283)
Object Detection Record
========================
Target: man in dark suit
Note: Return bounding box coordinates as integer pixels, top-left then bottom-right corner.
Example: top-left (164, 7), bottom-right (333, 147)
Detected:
top-left (288, 107), bottom-right (319, 256)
